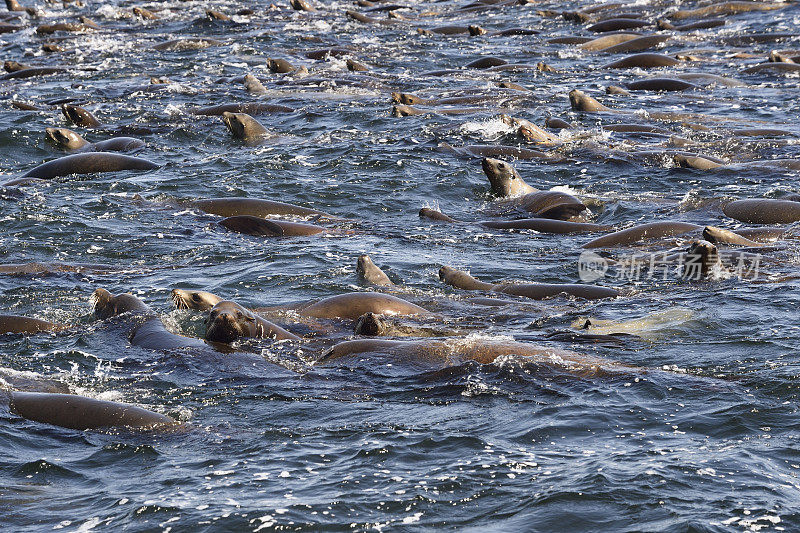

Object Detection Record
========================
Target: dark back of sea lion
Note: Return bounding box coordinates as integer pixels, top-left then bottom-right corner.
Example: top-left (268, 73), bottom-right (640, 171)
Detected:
top-left (219, 216), bottom-right (285, 237)
top-left (723, 199), bottom-right (800, 224)
top-left (62, 104), bottom-right (101, 127)
top-left (518, 191), bottom-right (587, 219)
top-left (588, 18), bottom-right (649, 33)
top-left (602, 53), bottom-right (680, 69)
top-left (480, 218), bottom-right (609, 233)
top-left (19, 152), bottom-right (159, 179)
top-left (419, 207), bottom-right (459, 222)
top-left (599, 35), bottom-right (670, 54)
top-left (192, 198), bottom-right (330, 218)
top-left (191, 103), bottom-right (294, 115)
top-left (583, 221), bottom-right (702, 248)
top-left (9, 392), bottom-right (175, 430)
top-left (299, 292), bottom-right (429, 320)
top-left (626, 78), bottom-right (698, 91)
top-left (0, 315), bottom-right (60, 335)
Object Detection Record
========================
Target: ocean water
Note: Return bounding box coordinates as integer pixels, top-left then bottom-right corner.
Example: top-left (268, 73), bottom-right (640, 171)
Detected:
top-left (1, 0), bottom-right (800, 531)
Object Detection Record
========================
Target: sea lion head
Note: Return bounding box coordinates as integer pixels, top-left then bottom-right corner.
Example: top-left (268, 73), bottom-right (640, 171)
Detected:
top-left (221, 112), bottom-right (268, 144)
top-left (171, 289), bottom-right (223, 311)
top-left (683, 240), bottom-right (721, 279)
top-left (354, 312), bottom-right (388, 336)
top-left (45, 127), bottom-right (88, 150)
top-left (391, 104), bottom-right (421, 117)
top-left (395, 93), bottom-right (424, 105)
top-left (266, 58), bottom-right (295, 73)
top-left (61, 104), bottom-right (100, 127)
top-left (481, 157), bottom-right (532, 197)
top-left (468, 25), bottom-right (487, 36)
top-left (221, 112), bottom-right (248, 139)
top-left (569, 89), bottom-right (609, 112)
top-left (204, 301), bottom-right (261, 343)
top-left (91, 288), bottom-right (149, 320)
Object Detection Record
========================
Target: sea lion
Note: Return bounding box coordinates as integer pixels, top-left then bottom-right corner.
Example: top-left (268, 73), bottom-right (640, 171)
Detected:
top-left (418, 207), bottom-right (608, 233)
top-left (244, 73), bottom-right (267, 94)
top-left (674, 73), bottom-right (746, 87)
top-left (0, 67), bottom-right (65, 80)
top-left (604, 124), bottom-right (674, 135)
top-left (221, 112), bottom-right (270, 145)
top-left (267, 58), bottom-right (299, 74)
top-left (346, 59), bottom-right (369, 72)
top-left (391, 92), bottom-right (491, 106)
top-left (92, 288), bottom-right (207, 351)
top-left (356, 255), bottom-right (393, 286)
top-left (481, 158), bottom-right (587, 219)
top-left (152, 38), bottom-right (223, 51)
top-left (441, 143), bottom-right (555, 161)
top-left (587, 18), bottom-right (650, 33)
top-left (417, 25), bottom-right (473, 35)
top-left (419, 207), bottom-right (459, 222)
top-left (569, 89), bottom-right (610, 112)
top-left (6, 391), bottom-right (176, 430)
top-left (582, 221), bottom-right (703, 248)
top-left (657, 18), bottom-right (725, 31)
top-left (578, 33), bottom-right (640, 51)
top-left (466, 57), bottom-right (507, 69)
top-left (189, 197), bottom-right (334, 219)
top-left (298, 292), bottom-right (429, 320)
top-left (723, 199), bottom-right (800, 224)
top-left (133, 6), bottom-right (158, 19)
top-left (606, 85), bottom-right (631, 95)
top-left (317, 338), bottom-right (617, 376)
top-left (4, 61), bottom-right (32, 73)
top-left (345, 10), bottom-right (397, 25)
top-left (625, 78), bottom-right (699, 91)
top-left (5, 0), bottom-right (35, 15)
top-left (8, 152), bottom-right (158, 183)
top-left (683, 240), bottom-right (722, 279)
top-left (602, 53), bottom-right (680, 69)
top-left (172, 289), bottom-right (223, 311)
top-left (219, 215), bottom-right (325, 237)
top-left (205, 8), bottom-right (230, 21)
top-left (0, 315), bottom-right (63, 335)
top-left (0, 262), bottom-right (115, 276)
top-left (670, 1), bottom-right (786, 20)
top-left (439, 266), bottom-right (619, 300)
top-left (741, 63), bottom-right (800, 74)
top-left (62, 105), bottom-right (101, 128)
top-left (205, 301), bottom-right (299, 342)
top-left (501, 115), bottom-right (561, 144)
top-left (189, 103), bottom-right (294, 115)
top-left (479, 219), bottom-right (612, 233)
top-left (702, 226), bottom-right (763, 247)
top-left (290, 0), bottom-right (316, 11)
top-left (45, 128), bottom-right (145, 152)
top-left (598, 35), bottom-right (671, 54)
top-left (36, 23), bottom-right (93, 34)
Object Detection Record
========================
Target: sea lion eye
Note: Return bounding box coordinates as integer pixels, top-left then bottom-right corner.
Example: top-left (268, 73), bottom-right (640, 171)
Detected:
top-left (192, 293), bottom-right (201, 301)
top-left (236, 311), bottom-right (243, 319)
top-left (498, 163), bottom-right (505, 169)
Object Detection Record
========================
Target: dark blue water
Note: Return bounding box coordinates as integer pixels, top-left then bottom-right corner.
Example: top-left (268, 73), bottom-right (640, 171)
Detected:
top-left (2, 0), bottom-right (800, 530)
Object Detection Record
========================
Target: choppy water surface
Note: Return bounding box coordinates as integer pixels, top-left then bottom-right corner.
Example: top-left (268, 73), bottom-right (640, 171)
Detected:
top-left (2, 0), bottom-right (800, 530)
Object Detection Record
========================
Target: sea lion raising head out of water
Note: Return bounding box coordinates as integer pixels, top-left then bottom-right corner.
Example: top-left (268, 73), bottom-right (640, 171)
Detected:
top-left (481, 158), bottom-right (587, 219)
top-left (204, 301), bottom-right (299, 343)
